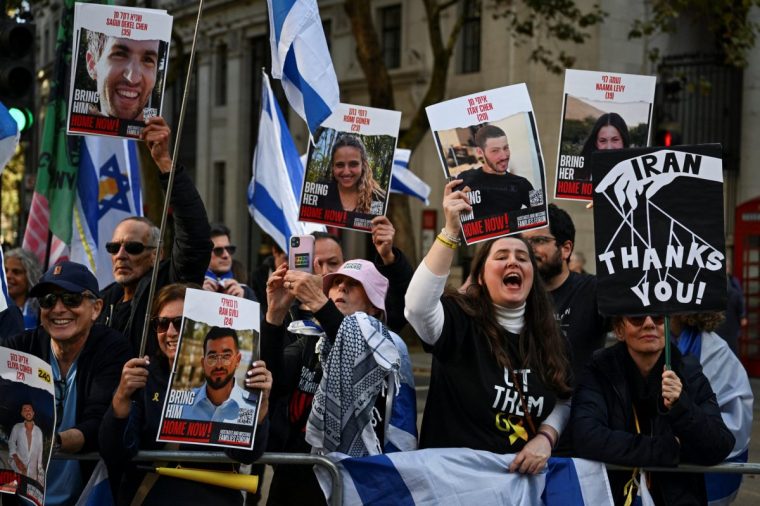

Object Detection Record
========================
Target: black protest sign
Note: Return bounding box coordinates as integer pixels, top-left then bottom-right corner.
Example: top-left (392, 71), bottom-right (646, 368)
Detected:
top-left (592, 144), bottom-right (726, 316)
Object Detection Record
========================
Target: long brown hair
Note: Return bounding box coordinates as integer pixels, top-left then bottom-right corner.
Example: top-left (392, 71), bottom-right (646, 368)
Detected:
top-left (330, 134), bottom-right (382, 213)
top-left (446, 237), bottom-right (572, 396)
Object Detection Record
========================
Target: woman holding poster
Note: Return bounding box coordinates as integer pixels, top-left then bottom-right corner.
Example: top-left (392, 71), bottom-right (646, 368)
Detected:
top-left (323, 134), bottom-right (385, 214)
top-left (571, 315), bottom-right (734, 505)
top-left (99, 284), bottom-right (272, 505)
top-left (404, 180), bottom-right (571, 473)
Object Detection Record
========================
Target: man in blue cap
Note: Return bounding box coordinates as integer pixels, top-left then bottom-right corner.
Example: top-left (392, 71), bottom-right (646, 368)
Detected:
top-left (1, 261), bottom-right (131, 506)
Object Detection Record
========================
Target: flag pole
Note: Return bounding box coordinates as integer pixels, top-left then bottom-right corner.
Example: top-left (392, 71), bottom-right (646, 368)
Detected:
top-left (138, 0), bottom-right (205, 357)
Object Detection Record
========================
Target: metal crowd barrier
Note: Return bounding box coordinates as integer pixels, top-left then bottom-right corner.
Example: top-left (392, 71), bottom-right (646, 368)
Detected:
top-left (607, 462), bottom-right (760, 474)
top-left (54, 451), bottom-right (343, 506)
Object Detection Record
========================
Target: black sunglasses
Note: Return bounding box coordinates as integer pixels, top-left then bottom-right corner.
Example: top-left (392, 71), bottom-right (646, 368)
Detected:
top-left (626, 315), bottom-right (665, 326)
top-left (39, 292), bottom-right (95, 309)
top-left (105, 241), bottom-right (157, 255)
top-left (212, 245), bottom-right (237, 257)
top-left (152, 316), bottom-right (183, 333)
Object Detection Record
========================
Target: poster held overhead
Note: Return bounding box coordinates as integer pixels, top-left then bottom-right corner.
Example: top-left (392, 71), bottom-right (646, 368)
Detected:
top-left (299, 103), bottom-right (400, 232)
top-left (157, 289), bottom-right (262, 450)
top-left (67, 3), bottom-right (172, 139)
top-left (554, 69), bottom-right (656, 201)
top-left (426, 84), bottom-right (549, 244)
top-left (0, 347), bottom-right (55, 506)
top-left (592, 144), bottom-right (726, 316)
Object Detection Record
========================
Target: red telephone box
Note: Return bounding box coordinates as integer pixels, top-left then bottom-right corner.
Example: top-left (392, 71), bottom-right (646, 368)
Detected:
top-left (734, 197), bottom-right (760, 376)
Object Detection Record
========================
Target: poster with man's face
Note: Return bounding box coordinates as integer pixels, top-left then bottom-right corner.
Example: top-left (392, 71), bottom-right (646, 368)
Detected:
top-left (426, 84), bottom-right (549, 244)
top-left (67, 3), bottom-right (172, 139)
top-left (554, 69), bottom-right (656, 201)
top-left (0, 347), bottom-right (55, 506)
top-left (299, 103), bottom-right (401, 232)
top-left (157, 289), bottom-right (262, 450)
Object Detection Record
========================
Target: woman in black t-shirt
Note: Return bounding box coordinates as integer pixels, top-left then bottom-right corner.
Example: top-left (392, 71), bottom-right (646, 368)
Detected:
top-left (405, 179), bottom-right (572, 474)
top-left (322, 134), bottom-right (385, 214)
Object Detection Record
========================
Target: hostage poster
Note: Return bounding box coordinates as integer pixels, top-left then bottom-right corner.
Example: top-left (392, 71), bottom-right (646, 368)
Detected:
top-left (592, 144), bottom-right (726, 316)
top-left (67, 3), bottom-right (172, 139)
top-left (157, 289), bottom-right (262, 450)
top-left (299, 103), bottom-right (400, 232)
top-left (554, 69), bottom-right (656, 201)
top-left (0, 347), bottom-right (55, 506)
top-left (426, 84), bottom-right (549, 244)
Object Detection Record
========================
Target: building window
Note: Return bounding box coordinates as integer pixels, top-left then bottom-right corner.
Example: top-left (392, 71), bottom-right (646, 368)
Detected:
top-left (380, 5), bottom-right (401, 69)
top-left (214, 161), bottom-right (226, 221)
top-left (458, 0), bottom-right (480, 74)
top-left (215, 44), bottom-right (227, 106)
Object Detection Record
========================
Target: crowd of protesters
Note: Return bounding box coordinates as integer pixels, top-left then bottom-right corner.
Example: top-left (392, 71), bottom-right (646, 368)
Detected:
top-left (0, 117), bottom-right (752, 506)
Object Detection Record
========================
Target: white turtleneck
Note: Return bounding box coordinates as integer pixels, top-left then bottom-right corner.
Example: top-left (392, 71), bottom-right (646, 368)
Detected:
top-left (494, 303), bottom-right (525, 335)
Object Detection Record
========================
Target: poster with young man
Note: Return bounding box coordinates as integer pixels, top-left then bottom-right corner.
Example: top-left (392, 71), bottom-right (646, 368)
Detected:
top-left (592, 144), bottom-right (726, 316)
top-left (426, 84), bottom-right (549, 244)
top-left (67, 3), bottom-right (172, 139)
top-left (299, 103), bottom-right (400, 232)
top-left (555, 69), bottom-right (656, 201)
top-left (0, 347), bottom-right (55, 506)
top-left (157, 289), bottom-right (262, 450)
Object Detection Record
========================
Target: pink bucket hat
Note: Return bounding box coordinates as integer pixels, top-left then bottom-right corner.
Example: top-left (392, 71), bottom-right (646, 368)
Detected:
top-left (322, 259), bottom-right (388, 315)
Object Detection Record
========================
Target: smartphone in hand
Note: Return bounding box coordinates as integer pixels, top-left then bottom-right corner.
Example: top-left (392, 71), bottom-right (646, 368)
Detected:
top-left (288, 235), bottom-right (315, 273)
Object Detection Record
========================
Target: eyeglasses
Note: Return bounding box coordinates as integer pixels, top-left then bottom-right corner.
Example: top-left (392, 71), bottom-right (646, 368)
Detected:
top-left (205, 352), bottom-right (234, 366)
top-left (151, 316), bottom-right (183, 333)
top-left (626, 315), bottom-right (665, 326)
top-left (105, 241), bottom-right (157, 255)
top-left (212, 245), bottom-right (237, 257)
top-left (525, 236), bottom-right (556, 246)
top-left (54, 379), bottom-right (67, 429)
top-left (39, 292), bottom-right (95, 309)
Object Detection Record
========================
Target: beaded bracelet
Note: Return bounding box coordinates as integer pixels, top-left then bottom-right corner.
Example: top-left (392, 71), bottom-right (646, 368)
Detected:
top-left (435, 234), bottom-right (458, 249)
top-left (536, 429), bottom-right (556, 448)
top-left (439, 227), bottom-right (461, 245)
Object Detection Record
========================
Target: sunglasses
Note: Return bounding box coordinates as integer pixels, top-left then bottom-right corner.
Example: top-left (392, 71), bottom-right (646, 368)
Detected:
top-left (151, 316), bottom-right (183, 333)
top-left (212, 245), bottom-right (237, 257)
top-left (39, 292), bottom-right (95, 309)
top-left (626, 315), bottom-right (665, 326)
top-left (105, 241), bottom-right (157, 255)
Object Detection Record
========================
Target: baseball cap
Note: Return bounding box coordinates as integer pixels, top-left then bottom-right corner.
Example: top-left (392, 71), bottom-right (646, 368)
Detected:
top-left (30, 261), bottom-right (100, 298)
top-left (322, 259), bottom-right (388, 315)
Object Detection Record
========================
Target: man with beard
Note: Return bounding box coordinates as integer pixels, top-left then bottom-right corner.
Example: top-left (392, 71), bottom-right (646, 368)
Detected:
top-left (85, 30), bottom-right (160, 120)
top-left (456, 124), bottom-right (534, 221)
top-left (8, 403), bottom-right (44, 483)
top-left (522, 204), bottom-right (607, 382)
top-left (184, 326), bottom-right (253, 423)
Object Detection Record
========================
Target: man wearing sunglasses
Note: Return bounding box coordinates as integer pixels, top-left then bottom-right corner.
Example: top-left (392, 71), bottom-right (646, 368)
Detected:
top-left (522, 204), bottom-right (608, 383)
top-left (98, 117), bottom-right (212, 357)
top-left (2, 261), bottom-right (131, 505)
top-left (183, 326), bottom-right (252, 423)
top-left (203, 223), bottom-right (256, 300)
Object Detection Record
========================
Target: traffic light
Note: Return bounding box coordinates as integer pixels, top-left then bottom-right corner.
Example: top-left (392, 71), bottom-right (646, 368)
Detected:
top-left (0, 20), bottom-right (35, 135)
top-left (654, 122), bottom-right (682, 147)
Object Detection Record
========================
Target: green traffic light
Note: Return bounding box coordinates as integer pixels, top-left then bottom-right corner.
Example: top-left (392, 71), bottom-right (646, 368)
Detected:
top-left (8, 106), bottom-right (32, 132)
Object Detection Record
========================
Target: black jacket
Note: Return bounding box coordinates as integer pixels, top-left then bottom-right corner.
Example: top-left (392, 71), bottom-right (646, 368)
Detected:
top-left (571, 342), bottom-right (734, 505)
top-left (3, 324), bottom-right (131, 480)
top-left (99, 357), bottom-right (268, 505)
top-left (98, 167), bottom-right (212, 357)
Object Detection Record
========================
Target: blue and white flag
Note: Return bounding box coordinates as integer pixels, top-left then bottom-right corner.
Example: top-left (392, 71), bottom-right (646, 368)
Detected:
top-left (0, 101), bottom-right (20, 175)
top-left (249, 72), bottom-right (324, 253)
top-left (70, 136), bottom-right (142, 288)
top-left (267, 0), bottom-right (339, 134)
top-left (390, 149), bottom-right (431, 205)
top-left (315, 449), bottom-right (613, 505)
top-left (75, 460), bottom-right (114, 506)
top-left (0, 248), bottom-right (10, 313)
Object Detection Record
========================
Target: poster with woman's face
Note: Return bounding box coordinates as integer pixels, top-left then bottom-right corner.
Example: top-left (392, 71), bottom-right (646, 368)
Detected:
top-left (426, 84), bottom-right (549, 244)
top-left (299, 104), bottom-right (401, 232)
top-left (554, 69), bottom-right (656, 201)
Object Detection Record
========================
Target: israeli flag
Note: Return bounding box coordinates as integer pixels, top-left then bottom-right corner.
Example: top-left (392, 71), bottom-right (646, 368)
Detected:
top-left (0, 101), bottom-right (20, 175)
top-left (267, 0), bottom-right (339, 134)
top-left (249, 72), bottom-right (324, 253)
top-left (70, 136), bottom-right (142, 288)
top-left (390, 149), bottom-right (431, 205)
top-left (315, 449), bottom-right (613, 505)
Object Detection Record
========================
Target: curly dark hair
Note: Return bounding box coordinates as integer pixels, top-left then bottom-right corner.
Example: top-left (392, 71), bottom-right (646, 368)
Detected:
top-left (445, 237), bottom-right (572, 397)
